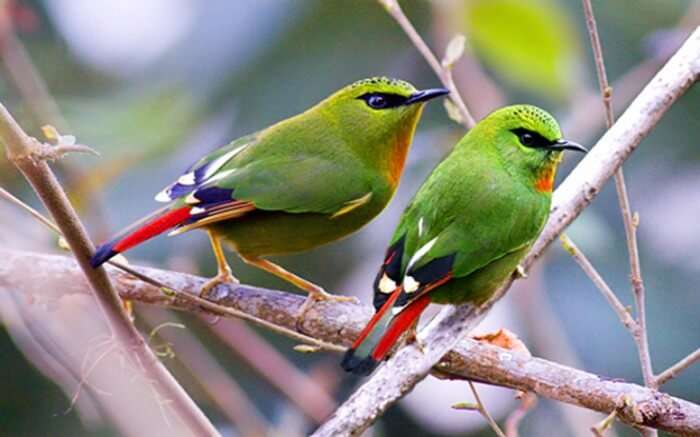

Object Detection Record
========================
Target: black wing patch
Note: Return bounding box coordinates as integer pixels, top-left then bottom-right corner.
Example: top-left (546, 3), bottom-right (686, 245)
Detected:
top-left (395, 253), bottom-right (456, 308)
top-left (372, 235), bottom-right (406, 310)
top-left (155, 141), bottom-right (249, 203)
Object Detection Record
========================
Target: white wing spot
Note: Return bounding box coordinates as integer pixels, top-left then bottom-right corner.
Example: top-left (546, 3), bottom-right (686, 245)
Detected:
top-left (190, 206), bottom-right (206, 214)
top-left (154, 190), bottom-right (172, 203)
top-left (418, 217), bottom-right (424, 237)
top-left (178, 172), bottom-right (196, 186)
top-left (378, 274), bottom-right (397, 294)
top-left (403, 275), bottom-right (420, 293)
top-left (185, 192), bottom-right (200, 205)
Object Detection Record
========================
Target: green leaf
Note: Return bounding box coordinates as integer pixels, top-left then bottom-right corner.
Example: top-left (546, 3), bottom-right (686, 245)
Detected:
top-left (463, 0), bottom-right (579, 100)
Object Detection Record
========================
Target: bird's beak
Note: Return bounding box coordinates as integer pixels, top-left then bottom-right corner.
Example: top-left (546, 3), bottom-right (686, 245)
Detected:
top-left (404, 88), bottom-right (450, 105)
top-left (551, 139), bottom-right (588, 153)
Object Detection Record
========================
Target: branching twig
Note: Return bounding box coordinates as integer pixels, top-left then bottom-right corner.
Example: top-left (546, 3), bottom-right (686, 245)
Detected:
top-left (467, 381), bottom-right (507, 437)
top-left (580, 0), bottom-right (655, 395)
top-left (560, 235), bottom-right (637, 331)
top-left (1, 250), bottom-right (700, 435)
top-left (378, 0), bottom-right (476, 128)
top-left (0, 103), bottom-right (218, 436)
top-left (504, 392), bottom-right (537, 437)
top-left (654, 348), bottom-right (700, 387)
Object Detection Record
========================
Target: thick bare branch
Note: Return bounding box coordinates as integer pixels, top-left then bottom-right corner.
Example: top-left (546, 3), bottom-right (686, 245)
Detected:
top-left (314, 28), bottom-right (700, 436)
top-left (0, 249), bottom-right (699, 435)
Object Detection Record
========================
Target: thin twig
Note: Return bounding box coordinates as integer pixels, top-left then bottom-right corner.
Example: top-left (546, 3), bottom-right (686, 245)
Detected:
top-left (654, 348), bottom-right (700, 387)
top-left (0, 102), bottom-right (218, 436)
top-left (0, 185), bottom-right (61, 234)
top-left (378, 0), bottom-right (476, 128)
top-left (467, 381), bottom-right (507, 437)
top-left (560, 235), bottom-right (637, 331)
top-left (591, 410), bottom-right (618, 437)
top-left (110, 260), bottom-right (344, 353)
top-left (504, 392), bottom-right (537, 437)
top-left (581, 0), bottom-right (655, 391)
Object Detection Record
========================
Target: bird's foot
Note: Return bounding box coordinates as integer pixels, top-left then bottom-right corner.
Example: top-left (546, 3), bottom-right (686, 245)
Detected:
top-left (199, 272), bottom-right (239, 299)
top-left (405, 325), bottom-right (425, 353)
top-left (295, 287), bottom-right (358, 332)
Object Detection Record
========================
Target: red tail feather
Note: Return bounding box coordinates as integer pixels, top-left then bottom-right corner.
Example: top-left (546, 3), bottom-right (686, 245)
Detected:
top-left (112, 206), bottom-right (192, 253)
top-left (91, 206), bottom-right (192, 267)
top-left (350, 286), bottom-right (402, 350)
top-left (370, 295), bottom-right (431, 362)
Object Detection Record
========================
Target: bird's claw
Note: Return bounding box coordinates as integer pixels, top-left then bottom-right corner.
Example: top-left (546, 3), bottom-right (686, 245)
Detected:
top-left (295, 288), bottom-right (357, 332)
top-left (199, 273), bottom-right (239, 299)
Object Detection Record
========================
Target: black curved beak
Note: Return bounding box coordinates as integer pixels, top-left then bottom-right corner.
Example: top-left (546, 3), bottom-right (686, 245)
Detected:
top-left (404, 88), bottom-right (450, 105)
top-left (551, 139), bottom-right (588, 153)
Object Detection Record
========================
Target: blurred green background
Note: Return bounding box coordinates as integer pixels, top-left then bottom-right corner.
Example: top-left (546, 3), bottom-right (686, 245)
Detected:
top-left (0, 0), bottom-right (698, 436)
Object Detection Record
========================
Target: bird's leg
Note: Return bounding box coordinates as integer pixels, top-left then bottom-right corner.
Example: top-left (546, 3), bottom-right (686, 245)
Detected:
top-left (405, 319), bottom-right (424, 353)
top-left (200, 230), bottom-right (239, 299)
top-left (240, 256), bottom-right (357, 328)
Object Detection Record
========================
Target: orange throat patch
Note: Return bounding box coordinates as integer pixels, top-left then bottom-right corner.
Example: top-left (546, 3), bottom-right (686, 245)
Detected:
top-left (534, 162), bottom-right (557, 192)
top-left (386, 111), bottom-right (422, 188)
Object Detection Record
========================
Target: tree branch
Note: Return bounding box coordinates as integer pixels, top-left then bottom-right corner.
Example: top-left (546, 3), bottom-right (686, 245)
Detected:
top-left (1, 249), bottom-right (699, 435)
top-left (0, 103), bottom-right (218, 435)
top-left (313, 27), bottom-right (700, 436)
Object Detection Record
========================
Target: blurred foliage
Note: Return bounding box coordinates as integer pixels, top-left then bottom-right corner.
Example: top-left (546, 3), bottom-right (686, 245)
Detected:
top-left (462, 0), bottom-right (580, 101)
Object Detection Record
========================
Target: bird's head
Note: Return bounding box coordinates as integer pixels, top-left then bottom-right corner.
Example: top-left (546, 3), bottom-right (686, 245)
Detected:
top-left (472, 104), bottom-right (586, 193)
top-left (316, 77), bottom-right (448, 184)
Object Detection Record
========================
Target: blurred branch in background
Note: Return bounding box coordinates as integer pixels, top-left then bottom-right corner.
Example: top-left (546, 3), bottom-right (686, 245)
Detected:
top-left (0, 102), bottom-right (218, 435)
top-left (0, 0), bottom-right (66, 129)
top-left (206, 319), bottom-right (337, 424)
top-left (0, 249), bottom-right (699, 435)
top-left (512, 263), bottom-right (615, 437)
top-left (313, 21), bottom-right (700, 436)
top-left (139, 307), bottom-right (269, 437)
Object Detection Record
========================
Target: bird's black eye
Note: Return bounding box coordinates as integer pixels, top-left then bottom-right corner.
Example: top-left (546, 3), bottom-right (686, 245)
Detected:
top-left (519, 132), bottom-right (534, 146)
top-left (511, 128), bottom-right (553, 149)
top-left (368, 95), bottom-right (387, 109)
top-left (358, 92), bottom-right (407, 110)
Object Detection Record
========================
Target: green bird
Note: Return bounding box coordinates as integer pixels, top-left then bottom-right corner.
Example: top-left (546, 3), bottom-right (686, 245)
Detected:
top-left (342, 105), bottom-right (586, 375)
top-left (90, 77), bottom-right (448, 316)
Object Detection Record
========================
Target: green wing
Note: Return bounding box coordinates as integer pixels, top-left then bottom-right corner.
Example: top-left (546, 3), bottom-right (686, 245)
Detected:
top-left (155, 131), bottom-right (375, 222)
top-left (373, 150), bottom-right (549, 310)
